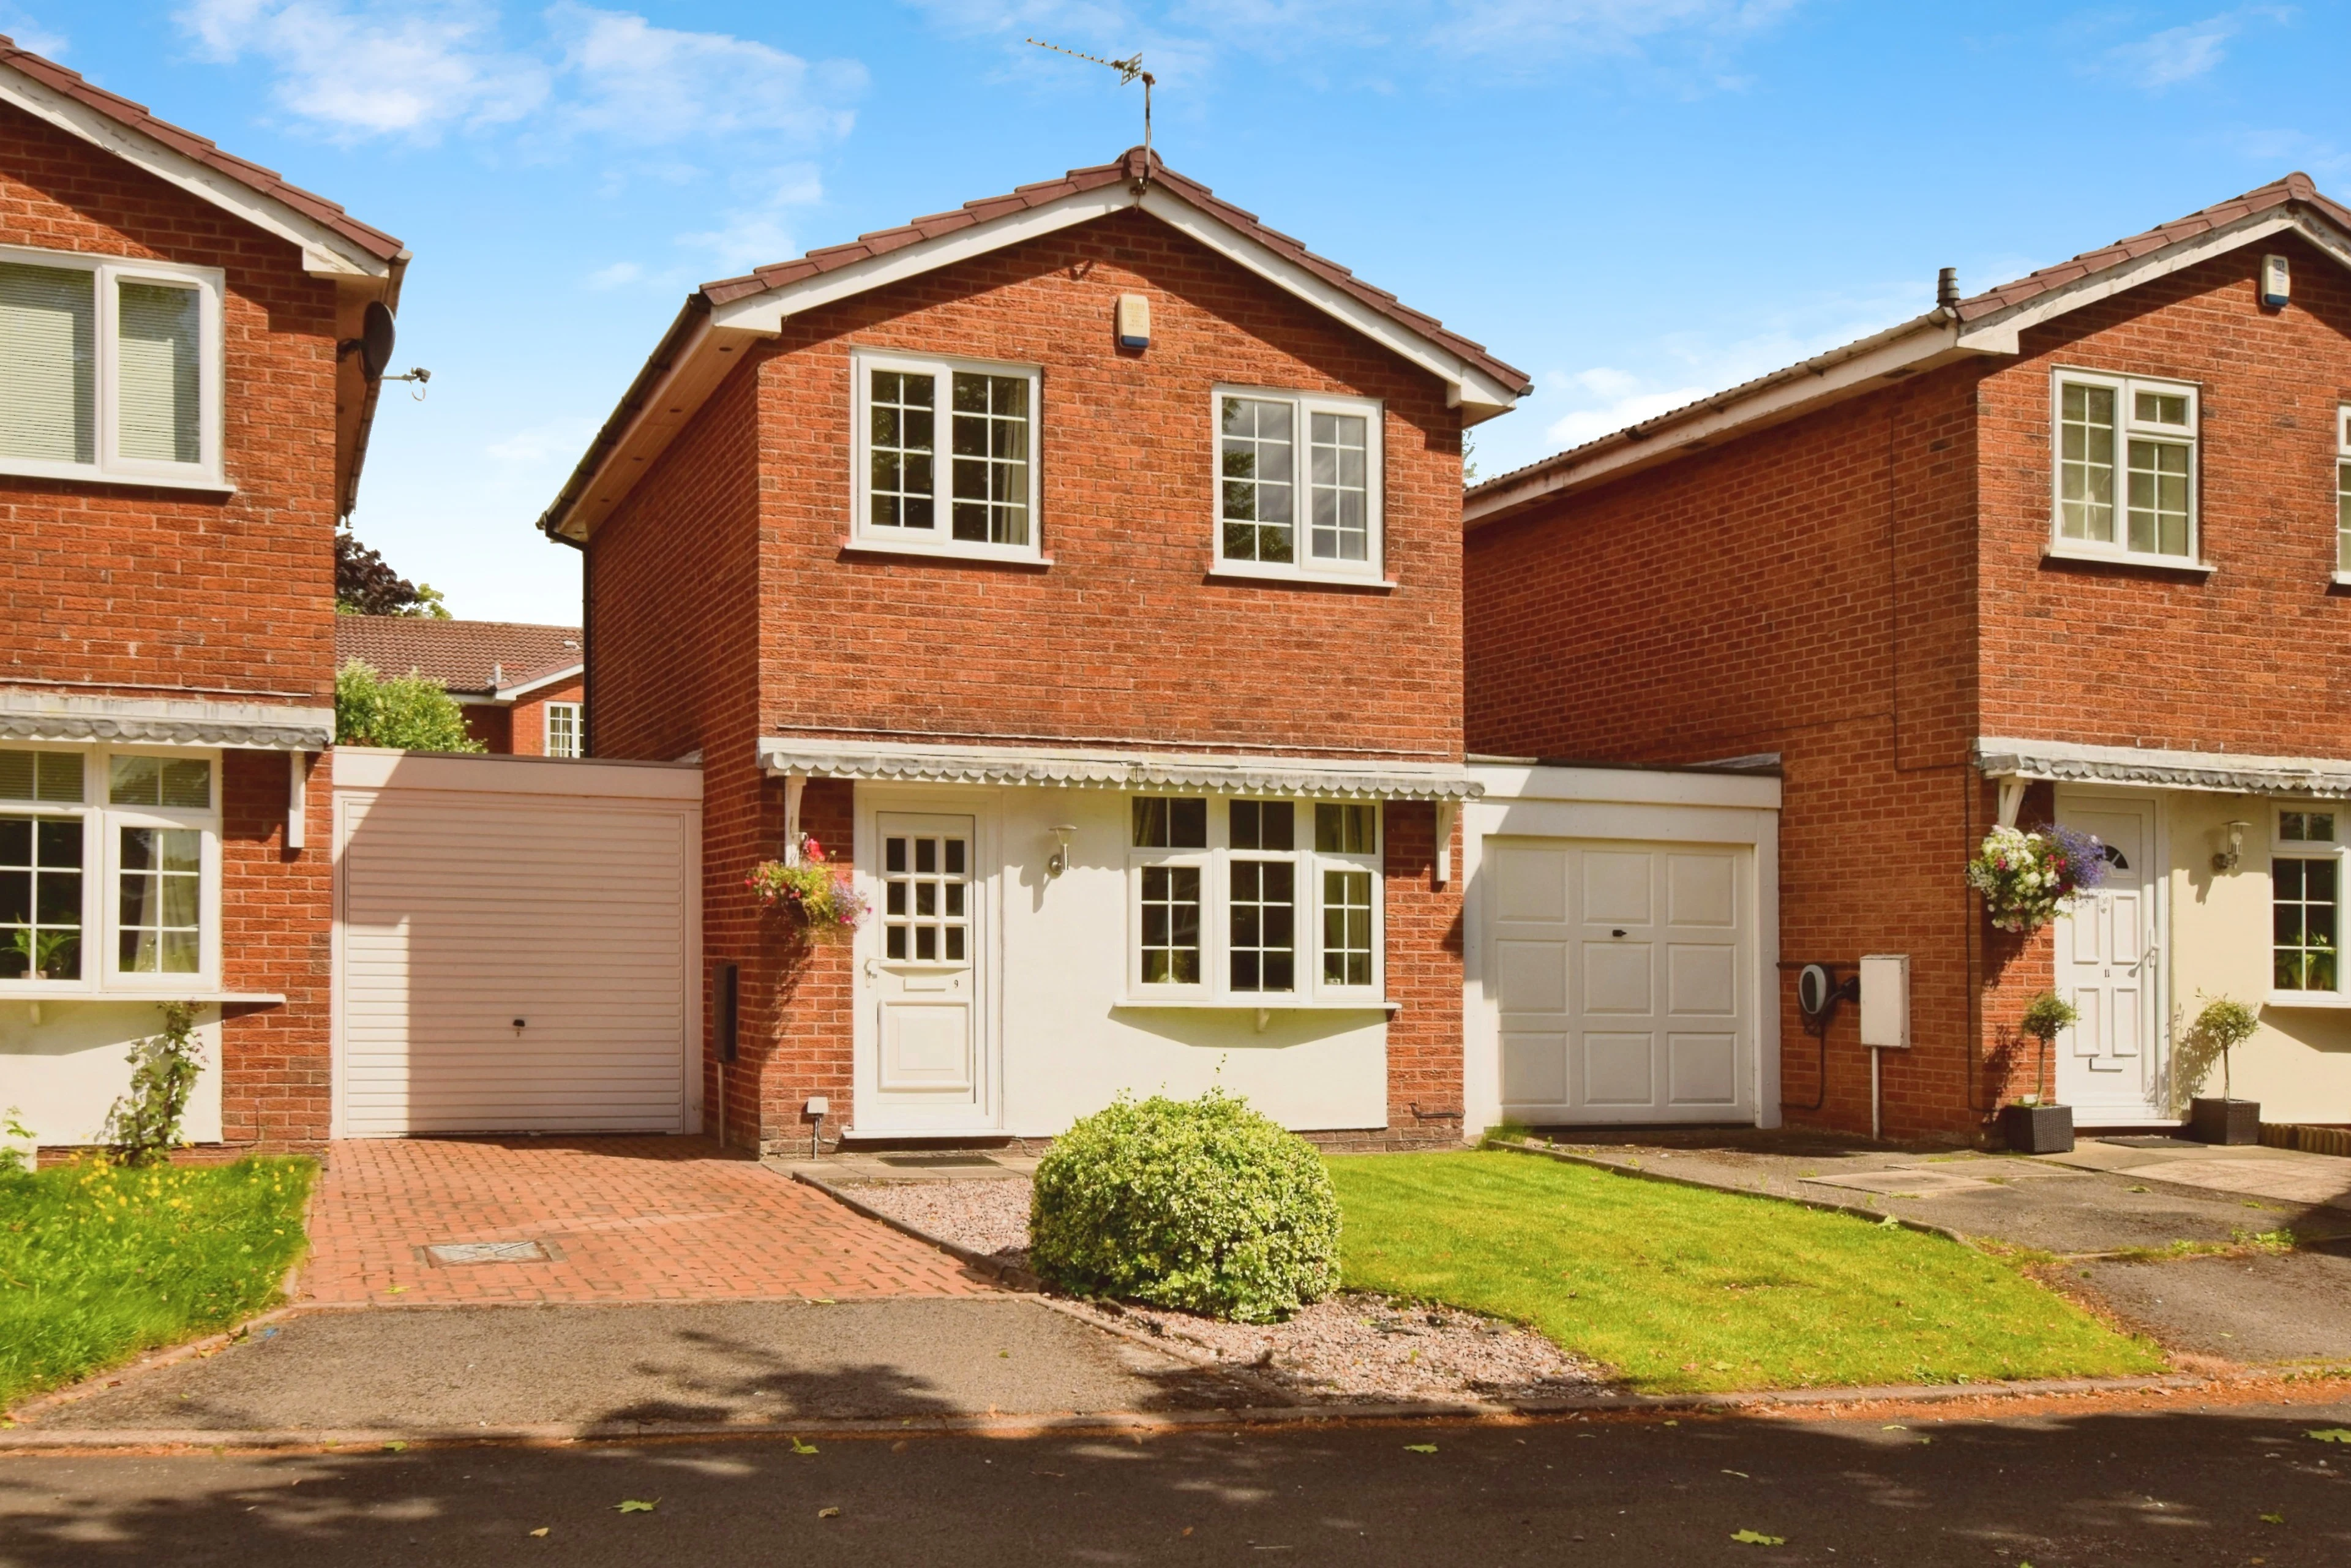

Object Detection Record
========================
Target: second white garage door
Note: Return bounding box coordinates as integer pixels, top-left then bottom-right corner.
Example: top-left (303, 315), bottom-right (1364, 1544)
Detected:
top-left (333, 749), bottom-right (702, 1137)
top-left (1488, 837), bottom-right (1753, 1125)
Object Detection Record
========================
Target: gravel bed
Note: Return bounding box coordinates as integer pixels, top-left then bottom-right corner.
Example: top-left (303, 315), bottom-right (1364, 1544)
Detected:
top-left (841, 1176), bottom-right (1602, 1403)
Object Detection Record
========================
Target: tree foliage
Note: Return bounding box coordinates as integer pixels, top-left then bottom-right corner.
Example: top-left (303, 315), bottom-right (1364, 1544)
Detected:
top-left (336, 528), bottom-right (450, 618)
top-left (335, 660), bottom-right (484, 752)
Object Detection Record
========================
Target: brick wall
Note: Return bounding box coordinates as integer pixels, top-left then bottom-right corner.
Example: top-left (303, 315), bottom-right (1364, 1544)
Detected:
top-left (459, 703), bottom-right (513, 754)
top-left (1379, 800), bottom-right (1466, 1144)
top-left (506, 674), bottom-right (584, 757)
top-left (217, 749), bottom-right (332, 1146)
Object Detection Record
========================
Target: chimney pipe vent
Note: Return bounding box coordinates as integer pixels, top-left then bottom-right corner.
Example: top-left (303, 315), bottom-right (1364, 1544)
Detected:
top-left (1936, 267), bottom-right (1960, 310)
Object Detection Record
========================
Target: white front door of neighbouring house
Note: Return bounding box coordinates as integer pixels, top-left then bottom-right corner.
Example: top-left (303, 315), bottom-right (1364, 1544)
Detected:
top-left (1488, 838), bottom-right (1751, 1124)
top-left (863, 812), bottom-right (992, 1130)
top-left (2055, 794), bottom-right (2165, 1122)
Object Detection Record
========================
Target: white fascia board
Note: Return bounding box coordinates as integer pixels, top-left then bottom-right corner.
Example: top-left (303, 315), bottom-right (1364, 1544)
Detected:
top-left (493, 663), bottom-right (585, 701)
top-left (1465, 317), bottom-right (1970, 526)
top-left (561, 313), bottom-right (765, 539)
top-left (0, 67), bottom-right (392, 280)
top-left (1955, 212), bottom-right (2310, 354)
top-left (708, 188), bottom-right (1135, 334)
top-left (1467, 760), bottom-right (1782, 812)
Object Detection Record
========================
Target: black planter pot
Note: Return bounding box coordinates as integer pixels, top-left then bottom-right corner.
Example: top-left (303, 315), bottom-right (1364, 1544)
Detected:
top-left (2000, 1103), bottom-right (2074, 1155)
top-left (2189, 1097), bottom-right (2260, 1146)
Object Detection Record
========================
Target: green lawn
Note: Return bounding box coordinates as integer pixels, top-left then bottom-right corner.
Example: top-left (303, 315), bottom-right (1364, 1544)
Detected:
top-left (1327, 1149), bottom-right (2161, 1394)
top-left (0, 1155), bottom-right (315, 1409)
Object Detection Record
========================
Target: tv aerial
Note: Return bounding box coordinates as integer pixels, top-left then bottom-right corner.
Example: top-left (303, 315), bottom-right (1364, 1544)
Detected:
top-left (1027, 38), bottom-right (1155, 184)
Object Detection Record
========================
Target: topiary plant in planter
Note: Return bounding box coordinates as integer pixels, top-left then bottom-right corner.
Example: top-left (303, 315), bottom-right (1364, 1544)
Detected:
top-left (1029, 1087), bottom-right (1341, 1323)
top-left (2001, 992), bottom-right (2077, 1153)
top-left (2184, 996), bottom-right (2262, 1145)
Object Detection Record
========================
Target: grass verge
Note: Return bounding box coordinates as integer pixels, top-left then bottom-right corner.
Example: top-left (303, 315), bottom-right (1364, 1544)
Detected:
top-left (0, 1155), bottom-right (315, 1409)
top-left (1327, 1149), bottom-right (2164, 1395)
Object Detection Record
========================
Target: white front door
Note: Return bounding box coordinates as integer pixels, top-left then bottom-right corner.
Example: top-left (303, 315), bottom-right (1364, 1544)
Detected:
top-left (864, 812), bottom-right (991, 1130)
top-left (1488, 838), bottom-right (1750, 1124)
top-left (2054, 794), bottom-right (2164, 1120)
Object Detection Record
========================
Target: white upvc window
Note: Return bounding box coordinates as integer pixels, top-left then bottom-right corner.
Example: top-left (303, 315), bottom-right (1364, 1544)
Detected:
top-left (2050, 369), bottom-right (2198, 564)
top-left (1126, 796), bottom-right (1384, 1004)
top-left (1213, 386), bottom-right (1384, 583)
top-left (2273, 808), bottom-right (2344, 1003)
top-left (2335, 406), bottom-right (2350, 581)
top-left (849, 349), bottom-right (1043, 563)
top-left (544, 702), bottom-right (581, 759)
top-left (0, 745), bottom-right (222, 995)
top-left (0, 244), bottom-right (227, 492)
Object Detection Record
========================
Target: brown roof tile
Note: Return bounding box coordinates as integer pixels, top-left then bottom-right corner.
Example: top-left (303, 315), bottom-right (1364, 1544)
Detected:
top-left (699, 146), bottom-right (1529, 396)
top-left (0, 34), bottom-right (403, 264)
top-left (336, 618), bottom-right (582, 697)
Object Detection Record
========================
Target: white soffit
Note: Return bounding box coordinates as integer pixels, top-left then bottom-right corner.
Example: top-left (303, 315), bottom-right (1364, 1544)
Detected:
top-left (759, 737), bottom-right (1486, 801)
top-left (0, 66), bottom-right (393, 280)
top-left (1976, 736), bottom-right (2351, 799)
top-left (0, 690), bottom-right (333, 751)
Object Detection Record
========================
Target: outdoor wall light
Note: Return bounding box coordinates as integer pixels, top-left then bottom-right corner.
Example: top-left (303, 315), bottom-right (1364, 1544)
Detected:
top-left (2213, 819), bottom-right (2251, 873)
top-left (1047, 824), bottom-right (1078, 878)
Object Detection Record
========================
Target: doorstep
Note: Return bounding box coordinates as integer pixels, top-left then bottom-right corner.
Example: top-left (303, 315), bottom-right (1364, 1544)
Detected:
top-left (772, 1151), bottom-right (1040, 1184)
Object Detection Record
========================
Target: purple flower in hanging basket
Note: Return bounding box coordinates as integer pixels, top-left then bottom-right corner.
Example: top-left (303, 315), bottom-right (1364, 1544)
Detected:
top-left (2044, 824), bottom-right (2109, 898)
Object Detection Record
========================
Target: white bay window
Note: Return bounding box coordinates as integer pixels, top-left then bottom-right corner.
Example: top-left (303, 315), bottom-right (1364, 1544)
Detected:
top-left (0, 246), bottom-right (225, 490)
top-left (2274, 809), bottom-right (2344, 1004)
top-left (2051, 369), bottom-right (2198, 565)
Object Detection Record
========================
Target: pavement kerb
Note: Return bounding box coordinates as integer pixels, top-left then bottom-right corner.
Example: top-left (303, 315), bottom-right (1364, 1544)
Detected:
top-left (1482, 1136), bottom-right (1982, 1248)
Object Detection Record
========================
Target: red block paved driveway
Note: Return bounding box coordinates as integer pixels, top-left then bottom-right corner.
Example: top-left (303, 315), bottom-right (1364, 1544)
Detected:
top-left (298, 1137), bottom-right (995, 1307)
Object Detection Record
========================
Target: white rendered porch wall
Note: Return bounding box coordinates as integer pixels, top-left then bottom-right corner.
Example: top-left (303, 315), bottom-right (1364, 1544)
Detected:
top-left (0, 1003), bottom-right (223, 1156)
top-left (1459, 762), bottom-right (1783, 1138)
top-left (851, 784), bottom-right (1388, 1136)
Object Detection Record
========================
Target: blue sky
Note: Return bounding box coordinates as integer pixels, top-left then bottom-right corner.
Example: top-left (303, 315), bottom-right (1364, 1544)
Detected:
top-left (11, 2), bottom-right (2349, 623)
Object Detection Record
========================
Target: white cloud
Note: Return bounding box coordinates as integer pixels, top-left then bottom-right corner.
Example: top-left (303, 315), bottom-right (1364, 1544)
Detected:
top-left (1543, 374), bottom-right (1709, 447)
top-left (674, 165), bottom-right (827, 276)
top-left (583, 260), bottom-right (643, 290)
top-left (0, 6), bottom-right (69, 57)
top-left (1436, 0), bottom-right (1798, 58)
top-left (485, 414), bottom-right (600, 469)
top-left (2102, 7), bottom-right (2287, 91)
top-left (543, 4), bottom-right (865, 145)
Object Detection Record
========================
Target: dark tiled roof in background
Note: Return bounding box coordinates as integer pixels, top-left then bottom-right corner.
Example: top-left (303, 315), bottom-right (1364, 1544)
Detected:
top-left (701, 146), bottom-right (1531, 396)
top-left (337, 618), bottom-right (582, 697)
top-left (0, 34), bottom-right (405, 263)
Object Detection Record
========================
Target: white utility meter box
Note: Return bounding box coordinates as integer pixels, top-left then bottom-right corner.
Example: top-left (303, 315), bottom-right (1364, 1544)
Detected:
top-left (1859, 954), bottom-right (1911, 1049)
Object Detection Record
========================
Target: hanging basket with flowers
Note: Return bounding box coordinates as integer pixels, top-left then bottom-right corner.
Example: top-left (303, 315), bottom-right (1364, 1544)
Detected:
top-left (746, 835), bottom-right (868, 942)
top-left (1967, 823), bottom-right (2107, 934)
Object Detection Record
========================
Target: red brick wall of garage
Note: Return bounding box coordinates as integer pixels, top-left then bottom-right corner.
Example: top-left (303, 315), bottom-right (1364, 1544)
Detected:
top-left (459, 703), bottom-right (513, 754)
top-left (583, 364), bottom-right (776, 1148)
top-left (1377, 801), bottom-right (1466, 1144)
top-left (1464, 370), bottom-right (1991, 1141)
top-left (0, 104), bottom-right (341, 703)
top-left (1974, 233), bottom-right (2351, 754)
top-left (505, 675), bottom-right (585, 757)
top-left (1, 109), bottom-right (340, 1149)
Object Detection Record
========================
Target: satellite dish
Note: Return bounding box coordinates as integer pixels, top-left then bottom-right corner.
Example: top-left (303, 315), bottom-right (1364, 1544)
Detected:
top-left (358, 301), bottom-right (396, 381)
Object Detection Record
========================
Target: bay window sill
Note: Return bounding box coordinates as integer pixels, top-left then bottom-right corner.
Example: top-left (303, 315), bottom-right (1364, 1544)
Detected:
top-left (2265, 992), bottom-right (2351, 1009)
top-left (0, 986), bottom-right (285, 1007)
top-left (1115, 996), bottom-right (1401, 1013)
top-left (2040, 542), bottom-right (2214, 578)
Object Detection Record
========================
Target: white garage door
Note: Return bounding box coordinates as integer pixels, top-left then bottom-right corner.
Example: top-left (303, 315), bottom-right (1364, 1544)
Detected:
top-left (1488, 838), bottom-right (1752, 1124)
top-left (334, 749), bottom-right (701, 1136)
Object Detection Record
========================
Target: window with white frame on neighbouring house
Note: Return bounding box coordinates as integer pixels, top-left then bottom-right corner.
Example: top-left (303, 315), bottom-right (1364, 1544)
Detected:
top-left (1, 747), bottom-right (220, 988)
top-left (1127, 796), bottom-right (1383, 1001)
top-left (852, 351), bottom-right (1041, 558)
top-left (2274, 809), bottom-right (2341, 999)
top-left (544, 702), bottom-right (580, 759)
top-left (1215, 388), bottom-right (1382, 579)
top-left (2336, 406), bottom-right (2350, 577)
top-left (0, 247), bottom-right (222, 488)
top-left (2053, 370), bottom-right (2197, 562)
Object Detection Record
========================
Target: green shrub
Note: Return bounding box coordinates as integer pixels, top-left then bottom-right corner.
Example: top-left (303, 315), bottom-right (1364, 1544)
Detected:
top-left (334, 659), bottom-right (484, 752)
top-left (1029, 1089), bottom-right (1341, 1322)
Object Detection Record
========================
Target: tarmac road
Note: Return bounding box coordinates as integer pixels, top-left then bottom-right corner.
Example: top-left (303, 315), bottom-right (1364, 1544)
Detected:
top-left (3, 1395), bottom-right (2347, 1567)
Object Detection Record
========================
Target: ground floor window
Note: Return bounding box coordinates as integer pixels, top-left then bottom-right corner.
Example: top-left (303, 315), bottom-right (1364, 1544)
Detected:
top-left (0, 744), bottom-right (219, 989)
top-left (2275, 808), bottom-right (2341, 996)
top-left (544, 702), bottom-right (580, 759)
top-left (1128, 795), bottom-right (1382, 1001)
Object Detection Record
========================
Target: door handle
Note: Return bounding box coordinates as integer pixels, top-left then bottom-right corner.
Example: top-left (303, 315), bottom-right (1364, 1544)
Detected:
top-left (864, 958), bottom-right (879, 980)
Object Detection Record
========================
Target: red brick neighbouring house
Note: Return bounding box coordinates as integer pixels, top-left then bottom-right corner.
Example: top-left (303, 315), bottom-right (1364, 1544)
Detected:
top-left (0, 37), bottom-right (406, 1151)
top-left (336, 617), bottom-right (585, 756)
top-left (541, 148), bottom-right (1531, 1152)
top-left (1464, 174), bottom-right (2351, 1142)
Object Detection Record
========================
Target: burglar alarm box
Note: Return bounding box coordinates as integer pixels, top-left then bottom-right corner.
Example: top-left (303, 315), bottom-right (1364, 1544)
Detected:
top-left (1859, 954), bottom-right (1910, 1049)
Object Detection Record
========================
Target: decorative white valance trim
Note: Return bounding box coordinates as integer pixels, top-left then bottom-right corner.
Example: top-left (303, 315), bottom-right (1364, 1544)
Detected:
top-left (1976, 735), bottom-right (2351, 800)
top-left (757, 737), bottom-right (1485, 801)
top-left (0, 690), bottom-right (332, 752)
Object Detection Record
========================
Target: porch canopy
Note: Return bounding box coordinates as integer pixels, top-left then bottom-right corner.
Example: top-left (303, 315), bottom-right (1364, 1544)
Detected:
top-left (757, 737), bottom-right (1485, 801)
top-left (1976, 736), bottom-right (2351, 800)
top-left (1, 689), bottom-right (333, 751)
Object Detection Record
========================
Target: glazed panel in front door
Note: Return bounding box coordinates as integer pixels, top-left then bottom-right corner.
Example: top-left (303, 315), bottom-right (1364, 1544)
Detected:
top-left (2055, 799), bottom-right (2161, 1118)
top-left (872, 814), bottom-right (980, 1106)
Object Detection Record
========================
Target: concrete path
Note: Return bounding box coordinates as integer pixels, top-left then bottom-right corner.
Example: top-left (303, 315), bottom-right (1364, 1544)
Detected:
top-left (2047, 1136), bottom-right (2351, 1211)
top-left (20, 1300), bottom-right (1253, 1436)
top-left (301, 1137), bottom-right (995, 1306)
top-left (4, 1393), bottom-right (2347, 1566)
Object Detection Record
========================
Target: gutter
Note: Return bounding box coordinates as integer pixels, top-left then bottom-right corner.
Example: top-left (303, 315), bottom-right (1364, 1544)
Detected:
top-left (339, 250), bottom-right (412, 521)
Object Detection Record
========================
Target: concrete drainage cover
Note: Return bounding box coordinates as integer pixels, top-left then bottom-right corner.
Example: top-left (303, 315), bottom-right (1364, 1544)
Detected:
top-left (421, 1240), bottom-right (553, 1266)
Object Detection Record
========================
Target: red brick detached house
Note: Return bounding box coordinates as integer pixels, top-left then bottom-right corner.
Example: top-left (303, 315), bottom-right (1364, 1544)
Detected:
top-left (1464, 176), bottom-right (2351, 1142)
top-left (0, 39), bottom-right (406, 1151)
top-left (542, 149), bottom-right (1530, 1150)
top-left (336, 618), bottom-right (585, 756)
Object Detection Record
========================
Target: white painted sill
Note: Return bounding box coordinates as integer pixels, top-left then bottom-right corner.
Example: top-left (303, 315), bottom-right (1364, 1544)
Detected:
top-left (838, 536), bottom-right (1050, 569)
top-left (1206, 561), bottom-right (1395, 592)
top-left (2264, 991), bottom-right (2351, 1009)
top-left (2040, 541), bottom-right (2214, 577)
top-left (0, 456), bottom-right (235, 495)
top-left (2333, 571), bottom-right (2351, 587)
top-left (1115, 996), bottom-right (1401, 1013)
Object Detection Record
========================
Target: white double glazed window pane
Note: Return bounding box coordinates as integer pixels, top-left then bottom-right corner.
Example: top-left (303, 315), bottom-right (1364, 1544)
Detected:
top-left (2338, 457), bottom-right (2350, 575)
top-left (110, 754), bottom-right (211, 809)
top-left (119, 825), bottom-right (201, 974)
top-left (1220, 396), bottom-right (1295, 563)
top-left (882, 832), bottom-right (967, 962)
top-left (116, 280), bottom-right (202, 464)
top-left (950, 372), bottom-right (1030, 546)
top-left (1308, 411), bottom-right (1369, 561)
top-left (2058, 381), bottom-right (2117, 542)
top-left (869, 369), bottom-right (937, 530)
top-left (0, 261), bottom-right (96, 463)
top-left (2126, 439), bottom-right (2192, 557)
top-left (1, 814), bottom-right (85, 981)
